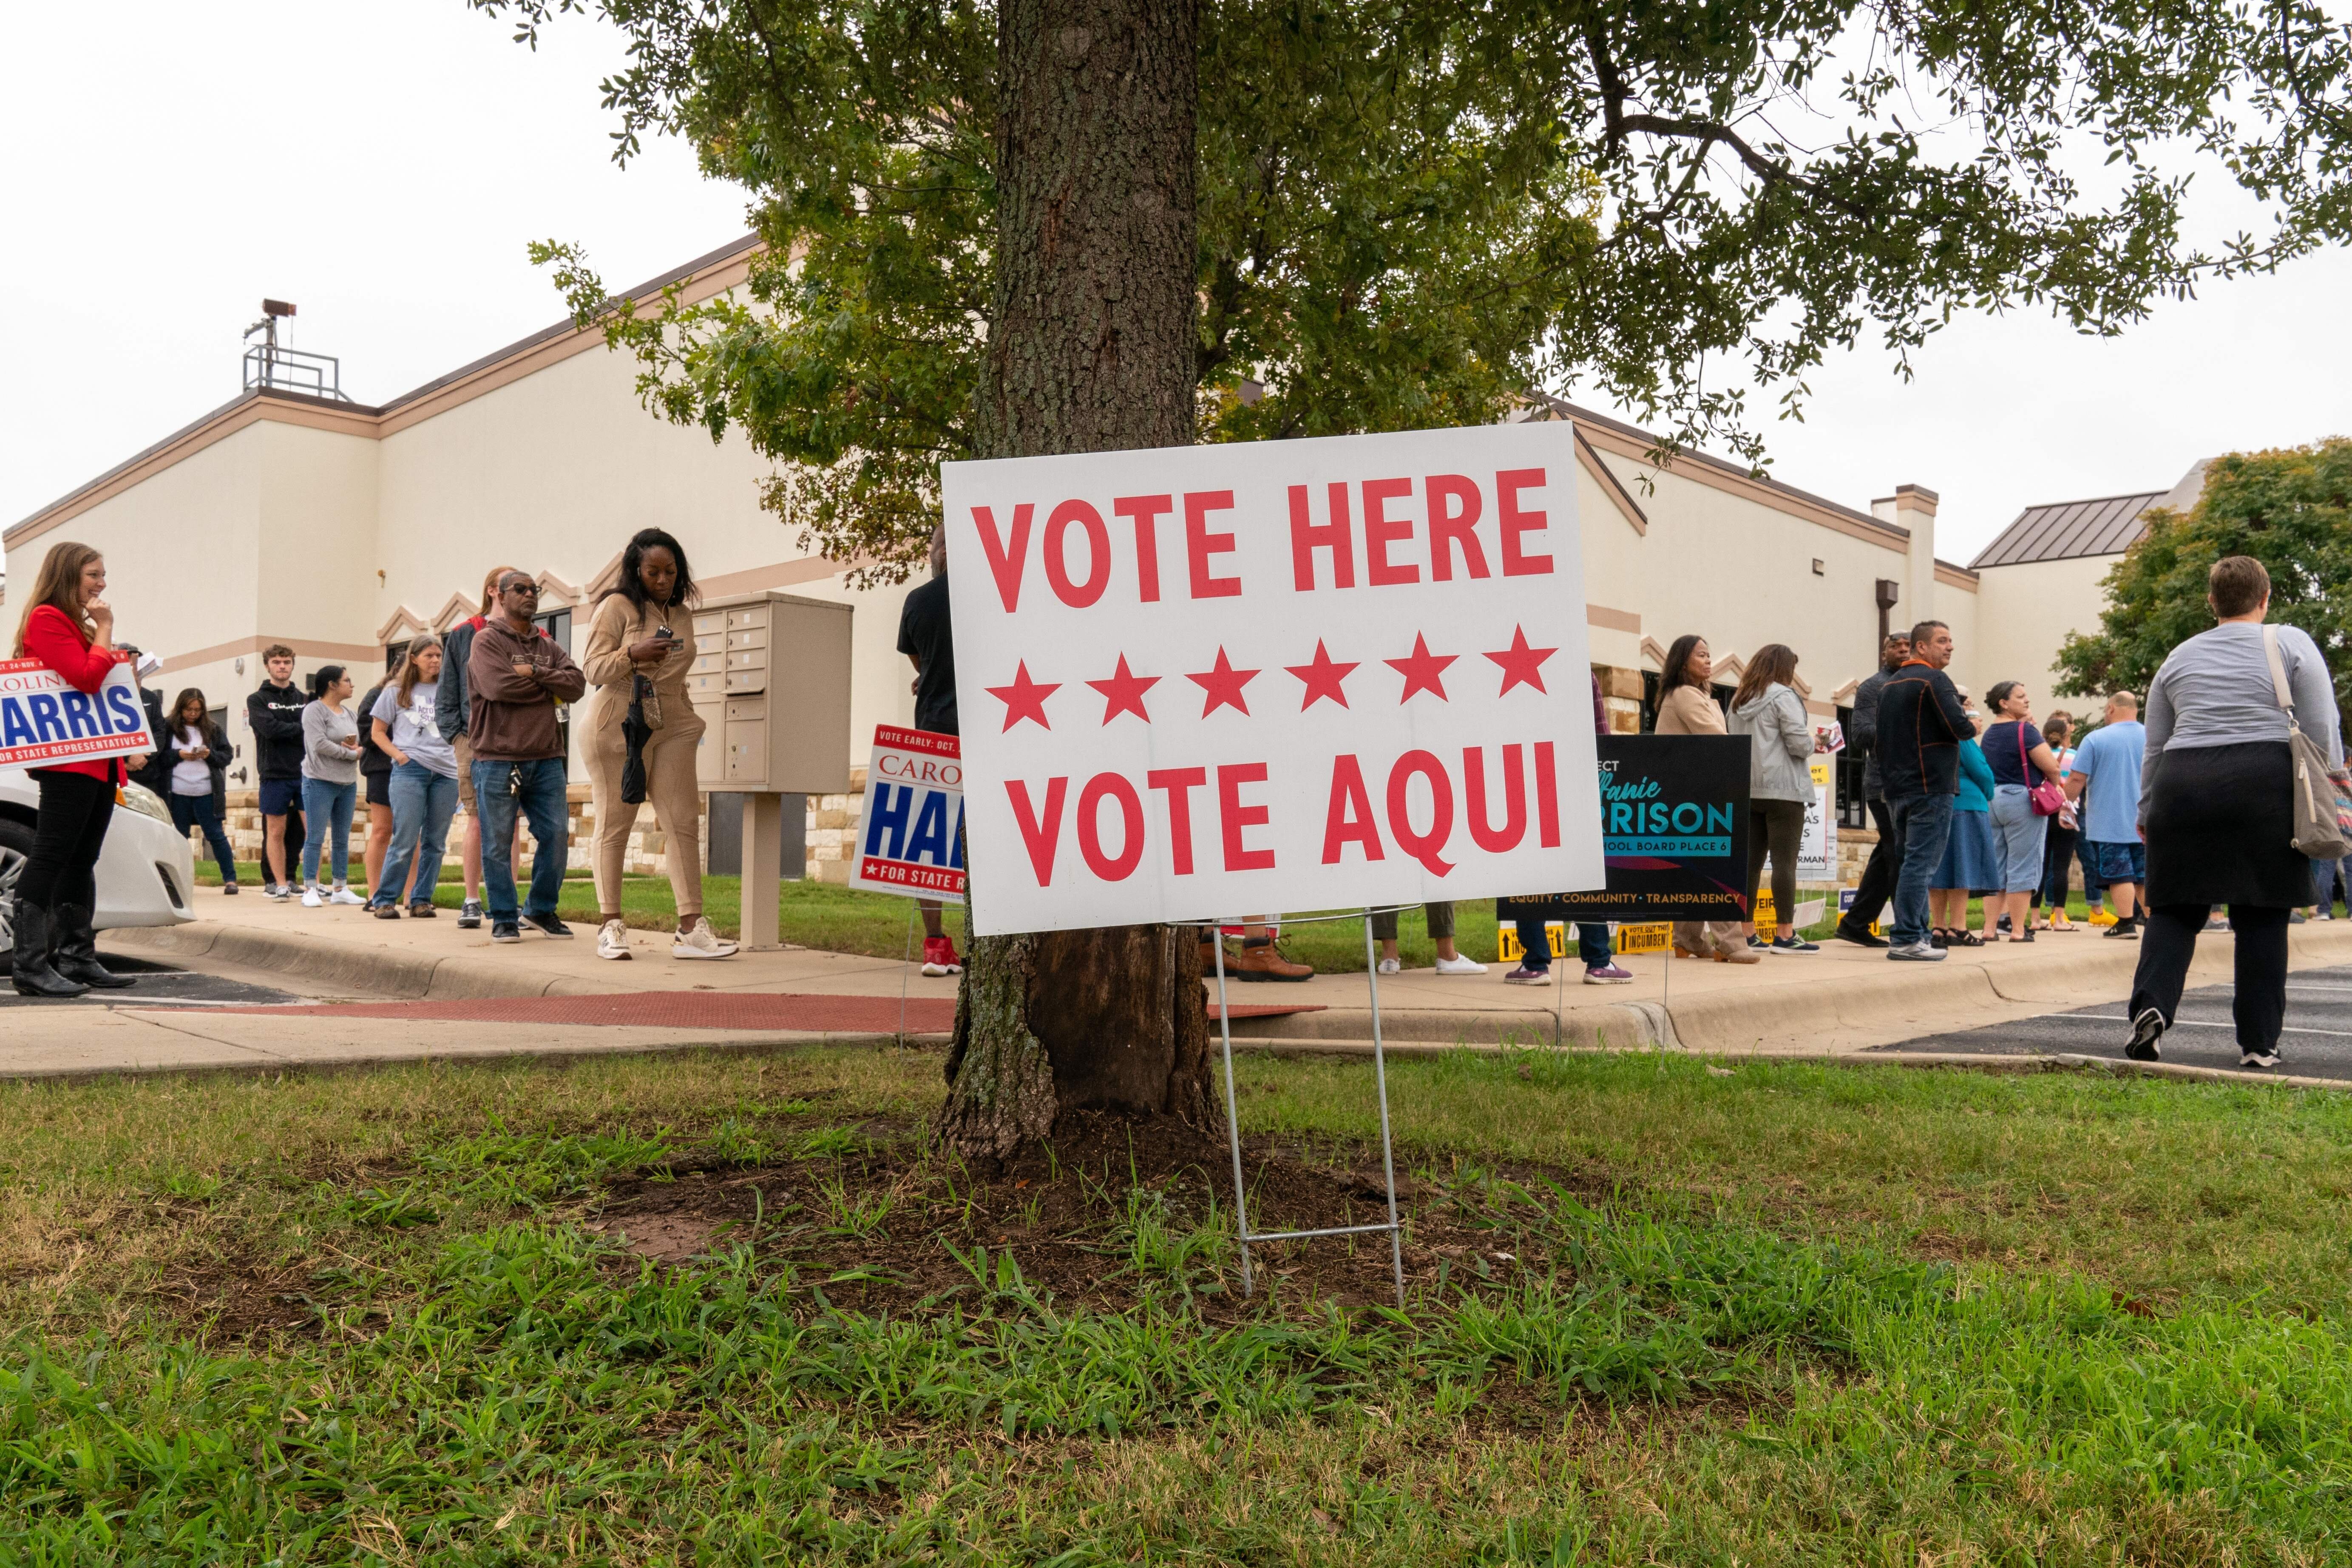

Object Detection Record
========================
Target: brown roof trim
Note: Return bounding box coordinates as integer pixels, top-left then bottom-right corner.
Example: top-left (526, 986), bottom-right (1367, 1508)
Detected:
top-left (9, 234), bottom-right (764, 549)
top-left (1575, 427), bottom-right (1647, 535)
top-left (1532, 392), bottom-right (1912, 551)
top-left (1934, 560), bottom-right (1980, 592)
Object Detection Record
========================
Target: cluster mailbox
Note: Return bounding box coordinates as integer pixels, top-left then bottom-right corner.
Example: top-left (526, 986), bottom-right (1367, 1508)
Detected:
top-left (681, 588), bottom-right (854, 949)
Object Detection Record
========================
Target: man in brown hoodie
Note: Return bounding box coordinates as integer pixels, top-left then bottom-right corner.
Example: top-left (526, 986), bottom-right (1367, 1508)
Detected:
top-left (467, 570), bottom-right (588, 943)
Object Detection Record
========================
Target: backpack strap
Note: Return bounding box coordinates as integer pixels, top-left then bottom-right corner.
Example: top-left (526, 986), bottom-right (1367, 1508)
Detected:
top-left (2262, 623), bottom-right (2296, 715)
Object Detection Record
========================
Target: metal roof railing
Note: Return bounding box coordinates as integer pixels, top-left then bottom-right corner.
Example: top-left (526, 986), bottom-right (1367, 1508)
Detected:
top-left (242, 343), bottom-right (350, 402)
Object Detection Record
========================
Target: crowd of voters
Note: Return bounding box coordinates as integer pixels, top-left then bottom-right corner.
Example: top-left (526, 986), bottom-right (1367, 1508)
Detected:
top-left (6, 527), bottom-right (2344, 1071)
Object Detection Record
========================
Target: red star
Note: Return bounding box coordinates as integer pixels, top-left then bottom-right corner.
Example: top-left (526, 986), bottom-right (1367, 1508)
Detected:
top-left (1085, 654), bottom-right (1160, 724)
top-left (1284, 639), bottom-right (1359, 710)
top-left (1186, 646), bottom-right (1260, 717)
top-left (986, 660), bottom-right (1060, 730)
top-left (1484, 624), bottom-right (1558, 695)
top-left (1384, 633), bottom-right (1458, 703)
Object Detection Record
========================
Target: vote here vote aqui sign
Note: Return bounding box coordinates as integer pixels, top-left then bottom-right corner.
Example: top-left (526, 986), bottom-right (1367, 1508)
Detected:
top-left (0, 655), bottom-right (153, 772)
top-left (848, 726), bottom-right (967, 903)
top-left (943, 423), bottom-right (1606, 936)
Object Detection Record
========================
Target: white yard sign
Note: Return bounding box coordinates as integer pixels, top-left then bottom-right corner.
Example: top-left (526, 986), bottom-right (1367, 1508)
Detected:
top-left (943, 423), bottom-right (1606, 936)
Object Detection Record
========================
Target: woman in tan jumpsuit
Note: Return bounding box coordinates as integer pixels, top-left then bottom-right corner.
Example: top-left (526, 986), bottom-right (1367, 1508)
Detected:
top-left (582, 528), bottom-right (738, 961)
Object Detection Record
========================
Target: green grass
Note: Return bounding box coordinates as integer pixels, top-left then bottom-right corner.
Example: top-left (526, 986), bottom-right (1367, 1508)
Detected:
top-left (4, 1048), bottom-right (2352, 1561)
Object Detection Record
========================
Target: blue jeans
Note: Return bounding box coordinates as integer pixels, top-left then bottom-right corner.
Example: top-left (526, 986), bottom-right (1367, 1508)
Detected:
top-left (472, 756), bottom-right (568, 922)
top-left (299, 777), bottom-right (357, 885)
top-left (1513, 915), bottom-right (1613, 973)
top-left (168, 791), bottom-right (236, 884)
top-left (1888, 793), bottom-right (1956, 947)
top-left (372, 761), bottom-right (458, 910)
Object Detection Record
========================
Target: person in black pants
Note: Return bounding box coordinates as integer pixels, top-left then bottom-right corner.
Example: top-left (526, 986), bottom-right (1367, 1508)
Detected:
top-left (11, 540), bottom-right (149, 997)
top-left (162, 688), bottom-right (238, 890)
top-left (1835, 633), bottom-right (1910, 947)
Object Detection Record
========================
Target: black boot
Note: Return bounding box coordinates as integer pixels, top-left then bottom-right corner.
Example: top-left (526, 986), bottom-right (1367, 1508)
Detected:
top-left (10, 902), bottom-right (88, 999)
top-left (50, 904), bottom-right (132, 990)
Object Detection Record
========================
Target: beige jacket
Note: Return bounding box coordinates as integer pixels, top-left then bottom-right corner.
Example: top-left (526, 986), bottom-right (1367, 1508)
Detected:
top-left (582, 594), bottom-right (698, 736)
top-left (1654, 683), bottom-right (1725, 736)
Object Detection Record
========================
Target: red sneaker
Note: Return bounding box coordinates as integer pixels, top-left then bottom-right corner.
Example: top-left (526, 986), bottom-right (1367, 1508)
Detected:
top-left (921, 935), bottom-right (964, 977)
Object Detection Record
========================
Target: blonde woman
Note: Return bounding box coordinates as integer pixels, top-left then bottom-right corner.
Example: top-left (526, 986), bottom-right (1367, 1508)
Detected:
top-left (581, 528), bottom-right (736, 961)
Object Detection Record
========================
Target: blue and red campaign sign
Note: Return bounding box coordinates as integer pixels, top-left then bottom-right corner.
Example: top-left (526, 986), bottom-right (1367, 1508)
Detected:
top-left (0, 655), bottom-right (153, 772)
top-left (848, 726), bottom-right (966, 902)
top-left (942, 423), bottom-right (1606, 936)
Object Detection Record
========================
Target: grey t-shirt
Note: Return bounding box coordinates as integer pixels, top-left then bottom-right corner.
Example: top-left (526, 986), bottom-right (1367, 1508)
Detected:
top-left (372, 681), bottom-right (460, 780)
top-left (300, 700), bottom-right (360, 785)
top-left (2142, 621), bottom-right (2344, 802)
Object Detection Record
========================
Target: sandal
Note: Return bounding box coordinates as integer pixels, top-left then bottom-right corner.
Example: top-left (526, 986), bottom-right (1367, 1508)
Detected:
top-left (1949, 928), bottom-right (1983, 947)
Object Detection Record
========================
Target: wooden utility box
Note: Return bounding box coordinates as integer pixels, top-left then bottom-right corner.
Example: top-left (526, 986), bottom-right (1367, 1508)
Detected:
top-left (687, 589), bottom-right (854, 948)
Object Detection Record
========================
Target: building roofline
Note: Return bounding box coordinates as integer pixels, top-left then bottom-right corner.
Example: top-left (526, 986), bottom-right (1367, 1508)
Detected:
top-left (9, 234), bottom-right (763, 548)
top-left (1966, 486), bottom-right (2169, 570)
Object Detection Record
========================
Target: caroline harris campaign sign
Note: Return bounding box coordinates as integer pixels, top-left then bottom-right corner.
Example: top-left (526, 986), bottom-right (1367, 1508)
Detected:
top-left (0, 656), bottom-right (153, 771)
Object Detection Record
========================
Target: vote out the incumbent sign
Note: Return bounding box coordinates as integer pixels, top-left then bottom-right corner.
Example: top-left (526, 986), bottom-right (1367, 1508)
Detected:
top-left (0, 656), bottom-right (153, 772)
top-left (944, 423), bottom-right (1606, 936)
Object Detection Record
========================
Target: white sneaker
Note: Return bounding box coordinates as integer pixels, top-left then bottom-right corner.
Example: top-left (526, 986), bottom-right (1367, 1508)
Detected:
top-left (1376, 956), bottom-right (1400, 975)
top-left (597, 918), bottom-right (633, 961)
top-left (328, 884), bottom-right (365, 906)
top-left (301, 885), bottom-right (323, 908)
top-left (672, 916), bottom-right (738, 960)
top-left (1434, 953), bottom-right (1488, 975)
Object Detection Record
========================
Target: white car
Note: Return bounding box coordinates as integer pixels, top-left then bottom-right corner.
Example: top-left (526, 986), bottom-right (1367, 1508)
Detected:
top-left (0, 773), bottom-right (198, 953)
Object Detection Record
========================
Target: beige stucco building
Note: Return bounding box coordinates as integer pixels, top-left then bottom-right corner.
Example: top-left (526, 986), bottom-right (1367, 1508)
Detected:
top-left (7, 233), bottom-right (2178, 883)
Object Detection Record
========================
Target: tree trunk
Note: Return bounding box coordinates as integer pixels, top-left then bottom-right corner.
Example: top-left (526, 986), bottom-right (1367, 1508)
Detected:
top-left (937, 0), bottom-right (1209, 1160)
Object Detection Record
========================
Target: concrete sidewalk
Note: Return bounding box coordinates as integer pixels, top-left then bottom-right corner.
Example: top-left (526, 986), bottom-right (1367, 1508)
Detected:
top-left (86, 886), bottom-right (2352, 1066)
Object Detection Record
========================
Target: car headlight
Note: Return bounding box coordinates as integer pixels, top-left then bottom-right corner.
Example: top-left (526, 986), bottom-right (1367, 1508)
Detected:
top-left (116, 782), bottom-right (175, 826)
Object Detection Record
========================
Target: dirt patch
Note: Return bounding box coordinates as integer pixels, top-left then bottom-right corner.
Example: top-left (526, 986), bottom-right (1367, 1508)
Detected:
top-left (149, 1248), bottom-right (326, 1342)
top-left (572, 1111), bottom-right (1587, 1318)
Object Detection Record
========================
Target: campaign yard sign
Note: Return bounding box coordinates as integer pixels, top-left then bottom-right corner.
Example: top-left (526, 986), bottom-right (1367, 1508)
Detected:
top-left (1502, 734), bottom-right (1752, 922)
top-left (942, 423), bottom-right (1606, 936)
top-left (0, 655), bottom-right (153, 772)
top-left (848, 726), bottom-right (966, 902)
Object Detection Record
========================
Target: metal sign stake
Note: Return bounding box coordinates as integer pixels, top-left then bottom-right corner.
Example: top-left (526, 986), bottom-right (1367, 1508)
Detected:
top-left (1213, 910), bottom-right (1408, 1309)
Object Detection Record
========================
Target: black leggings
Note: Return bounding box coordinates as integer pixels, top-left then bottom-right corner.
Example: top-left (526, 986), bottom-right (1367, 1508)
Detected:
top-left (1745, 799), bottom-right (1807, 924)
top-left (20, 771), bottom-right (113, 913)
top-left (2129, 903), bottom-right (2290, 1051)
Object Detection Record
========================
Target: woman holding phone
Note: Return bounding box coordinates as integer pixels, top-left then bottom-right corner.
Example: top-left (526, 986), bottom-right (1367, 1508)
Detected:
top-left (298, 665), bottom-right (366, 907)
top-left (164, 689), bottom-right (237, 892)
top-left (10, 540), bottom-right (148, 995)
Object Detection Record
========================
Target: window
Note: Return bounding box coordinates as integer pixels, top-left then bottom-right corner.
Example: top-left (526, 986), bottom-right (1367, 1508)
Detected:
top-left (1834, 704), bottom-right (1868, 828)
top-left (532, 607), bottom-right (575, 771)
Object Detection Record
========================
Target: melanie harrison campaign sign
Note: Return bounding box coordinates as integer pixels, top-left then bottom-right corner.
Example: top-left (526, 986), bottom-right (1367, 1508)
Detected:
top-left (0, 655), bottom-right (153, 772)
top-left (943, 423), bottom-right (1606, 936)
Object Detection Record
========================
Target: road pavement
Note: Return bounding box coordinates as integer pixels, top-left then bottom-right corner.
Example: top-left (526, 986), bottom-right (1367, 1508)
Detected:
top-left (1871, 961), bottom-right (2352, 1081)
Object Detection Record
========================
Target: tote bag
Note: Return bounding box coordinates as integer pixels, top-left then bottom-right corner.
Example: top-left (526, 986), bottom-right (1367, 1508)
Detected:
top-left (2261, 624), bottom-right (2352, 859)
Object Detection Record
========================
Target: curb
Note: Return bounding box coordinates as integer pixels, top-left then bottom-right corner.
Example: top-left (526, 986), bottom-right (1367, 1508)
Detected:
top-left (105, 922), bottom-right (630, 1001)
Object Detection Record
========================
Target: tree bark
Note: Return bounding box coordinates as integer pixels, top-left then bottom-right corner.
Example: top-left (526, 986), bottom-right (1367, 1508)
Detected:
top-left (937, 0), bottom-right (1209, 1160)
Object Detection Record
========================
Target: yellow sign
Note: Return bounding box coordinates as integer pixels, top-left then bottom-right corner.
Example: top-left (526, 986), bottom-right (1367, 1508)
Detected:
top-left (1497, 922), bottom-right (1668, 961)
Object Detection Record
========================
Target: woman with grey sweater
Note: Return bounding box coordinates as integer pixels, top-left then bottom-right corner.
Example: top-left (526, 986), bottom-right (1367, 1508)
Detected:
top-left (1728, 643), bottom-right (1820, 953)
top-left (2126, 556), bottom-right (2345, 1069)
top-left (298, 664), bottom-right (366, 907)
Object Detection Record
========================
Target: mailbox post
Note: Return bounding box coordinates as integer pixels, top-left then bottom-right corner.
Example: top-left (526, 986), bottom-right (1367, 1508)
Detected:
top-left (688, 589), bottom-right (854, 950)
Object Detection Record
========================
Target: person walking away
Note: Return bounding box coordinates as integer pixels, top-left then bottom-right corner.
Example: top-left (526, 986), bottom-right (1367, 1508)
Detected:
top-left (897, 526), bottom-right (965, 976)
top-left (164, 689), bottom-right (237, 893)
top-left (1875, 620), bottom-right (1975, 961)
top-left (436, 565), bottom-right (524, 930)
top-left (1728, 644), bottom-right (1820, 953)
top-left (582, 529), bottom-right (737, 961)
top-left (1371, 903), bottom-right (1486, 974)
top-left (1508, 675), bottom-right (1634, 984)
top-left (369, 638), bottom-right (457, 919)
top-left (8, 541), bottom-right (149, 996)
top-left (2066, 692), bottom-right (2148, 940)
top-left (298, 667), bottom-right (365, 907)
top-left (247, 644), bottom-right (308, 900)
top-left (355, 658), bottom-right (400, 902)
top-left (1654, 635), bottom-right (1760, 964)
top-left (2032, 713), bottom-right (2079, 930)
top-left (1980, 681), bottom-right (2064, 943)
top-left (469, 571), bottom-right (587, 943)
top-left (1928, 710), bottom-right (1998, 945)
top-left (1834, 633), bottom-right (1911, 947)
top-left (2122, 558), bottom-right (2340, 1068)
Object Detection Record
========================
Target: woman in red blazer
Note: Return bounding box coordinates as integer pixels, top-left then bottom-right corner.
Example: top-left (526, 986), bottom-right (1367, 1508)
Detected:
top-left (9, 541), bottom-right (148, 997)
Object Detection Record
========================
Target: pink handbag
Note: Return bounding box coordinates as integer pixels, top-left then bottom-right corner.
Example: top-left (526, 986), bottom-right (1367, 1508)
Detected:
top-left (2020, 724), bottom-right (2064, 816)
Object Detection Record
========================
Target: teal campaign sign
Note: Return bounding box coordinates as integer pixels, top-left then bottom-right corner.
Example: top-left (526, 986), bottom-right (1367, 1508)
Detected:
top-left (1498, 734), bottom-right (1751, 920)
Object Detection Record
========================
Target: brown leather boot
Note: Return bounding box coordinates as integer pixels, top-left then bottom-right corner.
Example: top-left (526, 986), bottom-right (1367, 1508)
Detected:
top-left (1228, 936), bottom-right (1313, 982)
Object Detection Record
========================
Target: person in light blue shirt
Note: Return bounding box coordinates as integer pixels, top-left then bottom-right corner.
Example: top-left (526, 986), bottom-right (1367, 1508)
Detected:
top-left (2066, 692), bottom-right (2148, 936)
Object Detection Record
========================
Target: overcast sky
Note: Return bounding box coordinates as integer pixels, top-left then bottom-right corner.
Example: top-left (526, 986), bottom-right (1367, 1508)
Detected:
top-left (7, 1), bottom-right (2348, 569)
